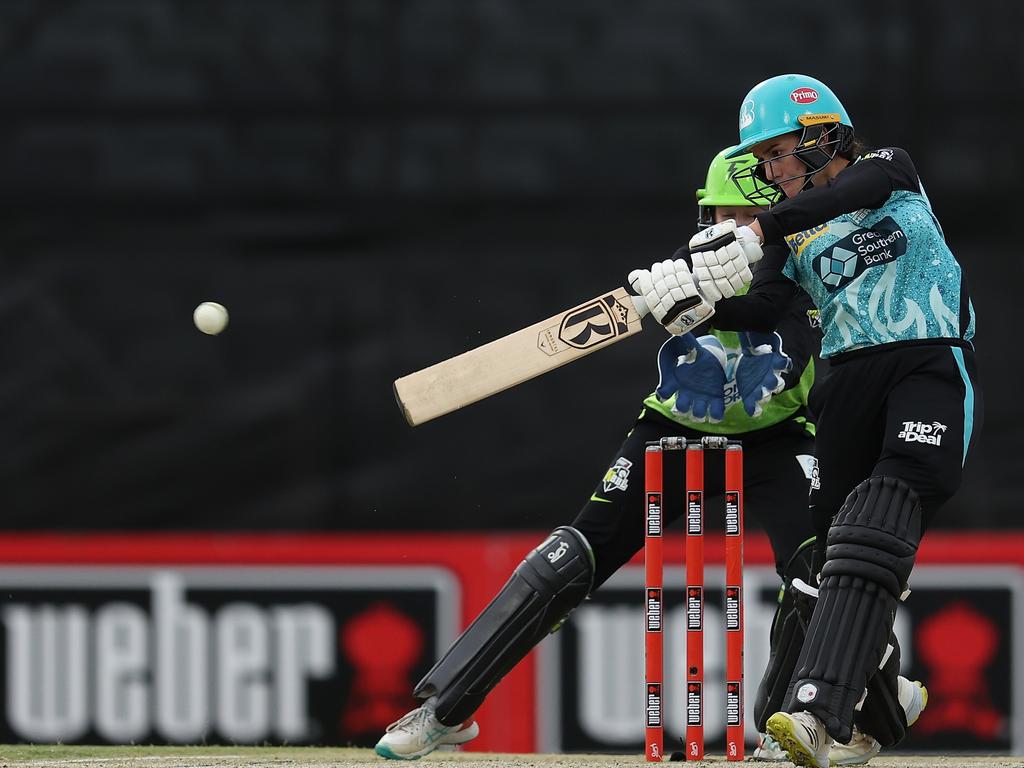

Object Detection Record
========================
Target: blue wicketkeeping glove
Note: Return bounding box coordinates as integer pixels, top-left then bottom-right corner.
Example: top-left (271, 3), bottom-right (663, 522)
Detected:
top-left (735, 331), bottom-right (792, 417)
top-left (655, 333), bottom-right (728, 422)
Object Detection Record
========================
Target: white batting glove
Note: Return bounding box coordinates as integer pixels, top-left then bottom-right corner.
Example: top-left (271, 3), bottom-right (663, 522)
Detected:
top-left (628, 258), bottom-right (715, 334)
top-left (687, 220), bottom-right (763, 302)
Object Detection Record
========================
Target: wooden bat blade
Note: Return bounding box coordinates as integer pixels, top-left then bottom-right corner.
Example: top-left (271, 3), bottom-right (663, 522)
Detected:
top-left (394, 286), bottom-right (645, 426)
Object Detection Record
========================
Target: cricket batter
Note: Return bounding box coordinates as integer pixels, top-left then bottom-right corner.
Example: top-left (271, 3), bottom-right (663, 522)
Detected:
top-left (376, 147), bottom-right (902, 763)
top-left (629, 74), bottom-right (979, 767)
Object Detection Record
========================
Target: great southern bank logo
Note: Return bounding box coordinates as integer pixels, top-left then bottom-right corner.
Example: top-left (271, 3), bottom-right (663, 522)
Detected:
top-left (815, 216), bottom-right (908, 290)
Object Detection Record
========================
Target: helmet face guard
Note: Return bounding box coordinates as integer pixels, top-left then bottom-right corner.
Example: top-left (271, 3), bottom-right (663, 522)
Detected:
top-left (731, 120), bottom-right (854, 207)
top-left (697, 204), bottom-right (719, 228)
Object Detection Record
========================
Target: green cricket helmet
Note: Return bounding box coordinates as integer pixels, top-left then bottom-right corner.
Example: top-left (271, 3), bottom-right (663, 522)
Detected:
top-left (696, 147), bottom-right (760, 227)
top-left (726, 74), bottom-right (855, 206)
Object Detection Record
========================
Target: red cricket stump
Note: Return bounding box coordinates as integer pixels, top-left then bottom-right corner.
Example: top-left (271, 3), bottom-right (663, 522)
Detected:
top-left (644, 444), bottom-right (664, 762)
top-left (685, 441), bottom-right (705, 761)
top-left (725, 442), bottom-right (745, 761)
top-left (643, 437), bottom-right (743, 762)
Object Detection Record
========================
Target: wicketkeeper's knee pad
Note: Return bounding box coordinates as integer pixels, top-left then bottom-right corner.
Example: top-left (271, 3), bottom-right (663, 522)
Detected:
top-left (414, 526), bottom-right (594, 725)
top-left (784, 476), bottom-right (921, 743)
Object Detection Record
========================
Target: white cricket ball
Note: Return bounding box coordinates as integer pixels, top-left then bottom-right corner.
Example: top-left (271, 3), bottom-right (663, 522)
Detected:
top-left (193, 301), bottom-right (229, 335)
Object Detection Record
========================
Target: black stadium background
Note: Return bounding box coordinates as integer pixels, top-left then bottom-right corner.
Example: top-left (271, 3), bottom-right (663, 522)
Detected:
top-left (0, 1), bottom-right (1016, 532)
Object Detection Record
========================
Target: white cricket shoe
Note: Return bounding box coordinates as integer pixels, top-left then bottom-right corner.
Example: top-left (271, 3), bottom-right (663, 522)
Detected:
top-left (828, 727), bottom-right (881, 766)
top-left (374, 704), bottom-right (480, 760)
top-left (751, 731), bottom-right (789, 761)
top-left (829, 677), bottom-right (929, 766)
top-left (766, 710), bottom-right (833, 768)
top-left (900, 676), bottom-right (929, 727)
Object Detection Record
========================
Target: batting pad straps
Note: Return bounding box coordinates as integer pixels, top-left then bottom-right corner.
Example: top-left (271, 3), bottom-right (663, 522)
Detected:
top-left (853, 632), bottom-right (907, 748)
top-left (413, 526), bottom-right (594, 726)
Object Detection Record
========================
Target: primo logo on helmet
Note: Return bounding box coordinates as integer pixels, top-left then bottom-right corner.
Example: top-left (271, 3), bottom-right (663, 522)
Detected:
top-left (790, 88), bottom-right (818, 104)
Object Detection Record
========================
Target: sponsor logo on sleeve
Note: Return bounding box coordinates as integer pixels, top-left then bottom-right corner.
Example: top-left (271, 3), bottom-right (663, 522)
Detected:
top-left (862, 148), bottom-right (895, 162)
top-left (786, 224), bottom-right (829, 255)
top-left (898, 421), bottom-right (947, 446)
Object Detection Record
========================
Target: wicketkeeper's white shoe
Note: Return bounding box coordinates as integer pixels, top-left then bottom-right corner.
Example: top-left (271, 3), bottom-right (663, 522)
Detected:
top-left (766, 710), bottom-right (833, 768)
top-left (751, 731), bottom-right (789, 761)
top-left (899, 676), bottom-right (929, 727)
top-left (828, 727), bottom-right (881, 766)
top-left (374, 704), bottom-right (479, 760)
top-left (828, 677), bottom-right (928, 766)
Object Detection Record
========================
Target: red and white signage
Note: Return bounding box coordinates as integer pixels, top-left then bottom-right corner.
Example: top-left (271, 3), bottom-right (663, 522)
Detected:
top-left (0, 532), bottom-right (1019, 754)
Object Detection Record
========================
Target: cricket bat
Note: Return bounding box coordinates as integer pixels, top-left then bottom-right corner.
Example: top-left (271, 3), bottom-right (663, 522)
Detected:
top-left (394, 287), bottom-right (649, 426)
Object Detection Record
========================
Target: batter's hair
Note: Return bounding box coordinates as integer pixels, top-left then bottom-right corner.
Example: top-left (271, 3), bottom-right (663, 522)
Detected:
top-left (840, 134), bottom-right (871, 161)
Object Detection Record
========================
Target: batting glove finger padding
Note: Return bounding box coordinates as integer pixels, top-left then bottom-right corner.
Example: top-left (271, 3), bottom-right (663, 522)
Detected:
top-left (628, 259), bottom-right (715, 334)
top-left (688, 220), bottom-right (762, 301)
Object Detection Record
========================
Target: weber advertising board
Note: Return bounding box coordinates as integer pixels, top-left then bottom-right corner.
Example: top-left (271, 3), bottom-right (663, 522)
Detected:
top-left (0, 565), bottom-right (457, 745)
top-left (537, 563), bottom-right (1024, 754)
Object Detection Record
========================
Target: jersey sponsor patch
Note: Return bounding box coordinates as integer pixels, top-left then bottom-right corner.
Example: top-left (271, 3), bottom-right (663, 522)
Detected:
top-left (861, 148), bottom-right (895, 162)
top-left (898, 420), bottom-right (947, 446)
top-left (796, 454), bottom-right (819, 490)
top-left (787, 224), bottom-right (829, 256)
top-left (815, 216), bottom-right (908, 290)
top-left (602, 457), bottom-right (632, 493)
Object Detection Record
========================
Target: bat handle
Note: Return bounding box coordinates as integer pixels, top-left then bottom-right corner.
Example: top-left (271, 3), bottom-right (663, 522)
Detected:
top-left (630, 293), bottom-right (651, 319)
top-left (628, 293), bottom-right (704, 326)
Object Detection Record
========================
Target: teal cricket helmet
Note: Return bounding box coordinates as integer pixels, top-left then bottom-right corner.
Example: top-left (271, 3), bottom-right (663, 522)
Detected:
top-left (725, 74), bottom-right (853, 159)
